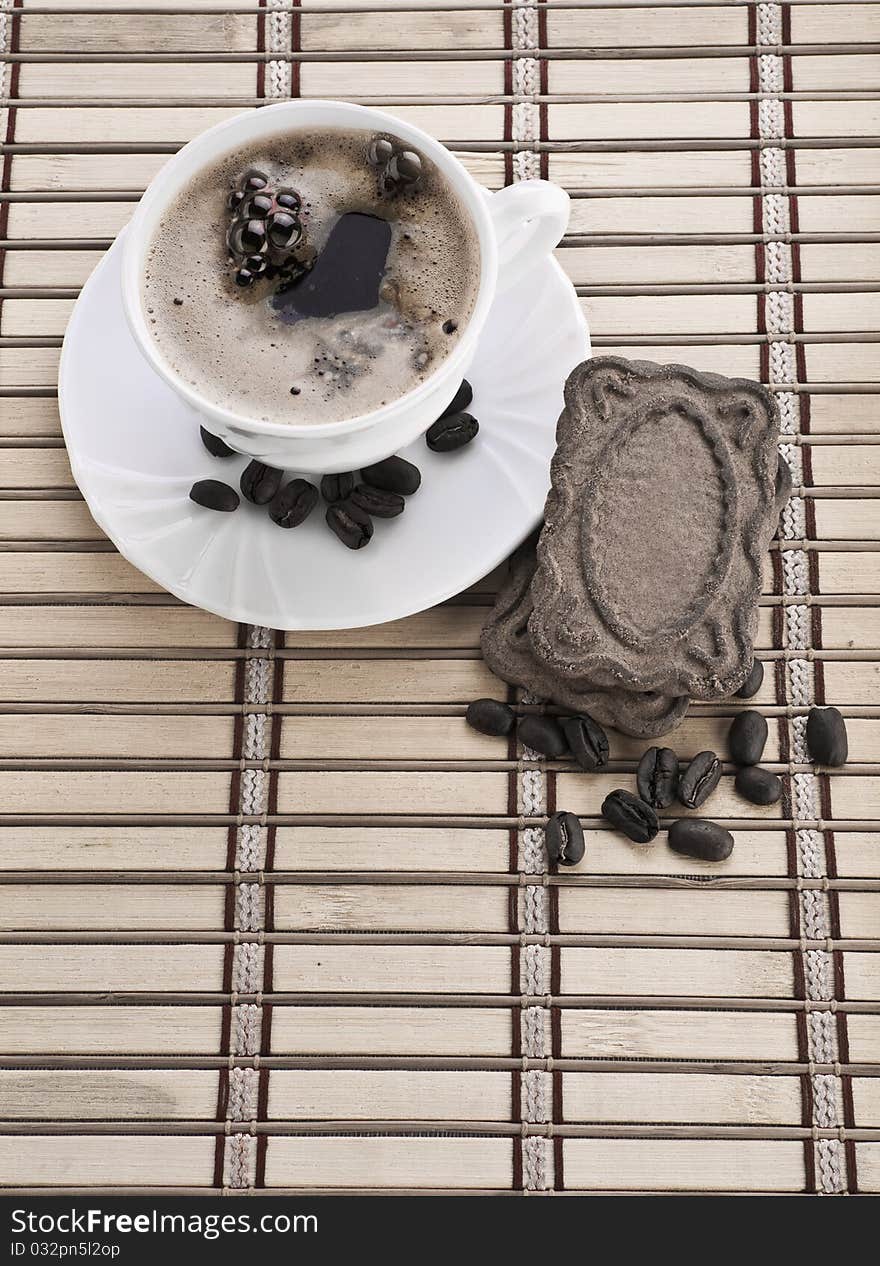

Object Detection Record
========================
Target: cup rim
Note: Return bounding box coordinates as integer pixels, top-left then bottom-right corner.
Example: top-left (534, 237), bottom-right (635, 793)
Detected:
top-left (120, 99), bottom-right (498, 440)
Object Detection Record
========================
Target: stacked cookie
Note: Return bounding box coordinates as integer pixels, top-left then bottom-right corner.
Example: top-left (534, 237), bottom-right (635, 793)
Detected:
top-left (482, 357), bottom-right (788, 737)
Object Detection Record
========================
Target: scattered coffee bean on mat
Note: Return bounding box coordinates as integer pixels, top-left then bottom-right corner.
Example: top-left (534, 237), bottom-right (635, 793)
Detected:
top-left (240, 460), bottom-right (283, 505)
top-left (517, 714), bottom-right (568, 758)
top-left (268, 478), bottom-right (318, 528)
top-left (360, 455), bottom-right (421, 496)
top-left (562, 714), bottom-right (609, 771)
top-left (806, 706), bottom-right (848, 767)
top-left (602, 789), bottom-right (659, 844)
top-left (426, 411), bottom-right (479, 453)
top-left (545, 811), bottom-right (585, 866)
top-left (438, 379), bottom-right (473, 420)
top-left (736, 660), bottom-right (764, 699)
top-left (728, 710), bottom-right (768, 765)
top-left (466, 698), bottom-right (515, 738)
top-left (669, 818), bottom-right (734, 862)
top-left (199, 426), bottom-right (236, 458)
top-left (636, 746), bottom-right (680, 809)
top-left (321, 471), bottom-right (357, 503)
top-left (350, 483), bottom-right (405, 519)
top-left (735, 765), bottom-right (783, 806)
top-left (325, 501), bottom-right (374, 550)
top-left (678, 750), bottom-right (722, 809)
top-left (189, 479), bottom-right (240, 513)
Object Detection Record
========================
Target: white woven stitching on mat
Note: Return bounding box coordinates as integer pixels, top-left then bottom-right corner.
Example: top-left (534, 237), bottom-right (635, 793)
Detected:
top-left (266, 0), bottom-right (292, 99)
top-left (224, 626), bottom-right (273, 1187)
top-left (511, 2), bottom-right (541, 183)
top-left (757, 6), bottom-right (845, 1194)
top-left (517, 690), bottom-right (551, 1189)
top-left (511, 2), bottom-right (553, 1189)
top-left (222, 15), bottom-right (292, 1190)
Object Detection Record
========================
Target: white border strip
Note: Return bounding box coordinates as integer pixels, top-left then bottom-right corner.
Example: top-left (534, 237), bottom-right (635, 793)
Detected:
top-left (755, 1), bottom-right (845, 1195)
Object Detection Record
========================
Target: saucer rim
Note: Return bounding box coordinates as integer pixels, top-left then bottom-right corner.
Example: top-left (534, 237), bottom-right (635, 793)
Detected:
top-left (59, 229), bottom-right (589, 631)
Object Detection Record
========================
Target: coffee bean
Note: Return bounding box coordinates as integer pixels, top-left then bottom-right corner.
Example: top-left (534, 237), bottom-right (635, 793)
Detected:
top-left (240, 460), bottom-right (283, 506)
top-left (562, 714), bottom-right (609, 772)
top-left (678, 751), bottom-right (722, 809)
top-left (728, 710), bottom-right (768, 765)
top-left (350, 483), bottom-right (405, 519)
top-left (199, 426), bottom-right (236, 458)
top-left (806, 706), bottom-right (848, 767)
top-left (466, 698), bottom-right (515, 738)
top-left (320, 471), bottom-right (356, 503)
top-left (325, 501), bottom-right (373, 550)
top-left (518, 714), bottom-right (568, 759)
top-left (736, 660), bottom-right (764, 699)
top-left (668, 818), bottom-right (734, 862)
top-left (636, 746), bottom-right (680, 809)
top-left (360, 455), bottom-right (421, 497)
top-left (601, 789), bottom-right (659, 844)
top-left (268, 478), bottom-right (318, 528)
top-left (438, 379), bottom-right (473, 420)
top-left (189, 479), bottom-right (239, 513)
top-left (426, 411), bottom-right (479, 453)
top-left (545, 811), bottom-right (585, 866)
top-left (735, 765), bottom-right (782, 806)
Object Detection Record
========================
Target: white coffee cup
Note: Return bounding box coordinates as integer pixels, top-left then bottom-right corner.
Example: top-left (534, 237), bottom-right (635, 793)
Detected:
top-left (121, 99), bottom-right (570, 473)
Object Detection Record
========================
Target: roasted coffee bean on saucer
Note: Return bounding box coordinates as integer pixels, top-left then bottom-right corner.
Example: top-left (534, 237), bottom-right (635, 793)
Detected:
top-left (736, 660), bottom-right (764, 699)
top-left (268, 478), bottom-right (318, 528)
top-left (360, 455), bottom-right (421, 497)
top-left (240, 460), bottom-right (283, 506)
top-left (735, 765), bottom-right (782, 806)
top-left (189, 479), bottom-right (239, 513)
top-left (545, 811), bottom-right (585, 867)
top-left (637, 746), bottom-right (679, 809)
top-left (669, 818), bottom-right (734, 862)
top-left (199, 426), bottom-right (236, 458)
top-left (426, 411), bottom-right (479, 453)
top-left (466, 698), bottom-right (515, 738)
top-left (728, 710), bottom-right (768, 765)
top-left (518, 714), bottom-right (568, 758)
top-left (806, 706), bottom-right (848, 766)
top-left (602, 789), bottom-right (659, 844)
top-left (321, 471), bottom-right (357, 503)
top-left (678, 751), bottom-right (722, 809)
top-left (438, 380), bottom-right (473, 421)
top-left (326, 500), bottom-right (373, 550)
top-left (562, 714), bottom-right (609, 771)
top-left (350, 483), bottom-right (405, 519)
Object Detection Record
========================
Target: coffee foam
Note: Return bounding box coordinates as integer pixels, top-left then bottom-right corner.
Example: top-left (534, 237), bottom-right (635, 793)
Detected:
top-left (142, 127), bottom-right (481, 426)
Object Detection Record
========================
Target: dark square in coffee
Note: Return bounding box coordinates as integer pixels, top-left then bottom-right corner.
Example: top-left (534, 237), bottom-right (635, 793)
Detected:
top-left (273, 212), bottom-right (391, 321)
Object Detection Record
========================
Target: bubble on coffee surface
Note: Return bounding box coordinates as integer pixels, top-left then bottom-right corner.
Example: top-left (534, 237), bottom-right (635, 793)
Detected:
top-left (142, 126), bottom-right (480, 426)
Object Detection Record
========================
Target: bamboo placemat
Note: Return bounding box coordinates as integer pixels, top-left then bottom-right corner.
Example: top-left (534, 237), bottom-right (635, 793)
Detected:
top-left (0, 0), bottom-right (878, 1196)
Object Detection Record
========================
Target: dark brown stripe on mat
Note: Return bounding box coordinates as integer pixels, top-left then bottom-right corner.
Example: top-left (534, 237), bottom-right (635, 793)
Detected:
top-left (502, 0), bottom-right (513, 186)
top-left (546, 768), bottom-right (563, 1190)
top-left (0, 2), bottom-right (23, 344)
top-left (538, 1), bottom-right (549, 181)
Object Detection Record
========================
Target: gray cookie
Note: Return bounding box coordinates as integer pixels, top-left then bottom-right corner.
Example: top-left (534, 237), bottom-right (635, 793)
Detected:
top-left (528, 357), bottom-right (781, 700)
top-left (481, 539), bottom-right (689, 738)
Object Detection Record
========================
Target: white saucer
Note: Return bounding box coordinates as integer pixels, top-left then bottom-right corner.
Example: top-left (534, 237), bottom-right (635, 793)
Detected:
top-left (59, 231), bottom-right (589, 630)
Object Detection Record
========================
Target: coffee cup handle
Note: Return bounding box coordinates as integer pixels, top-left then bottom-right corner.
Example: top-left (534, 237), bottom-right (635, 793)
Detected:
top-left (488, 180), bottom-right (570, 292)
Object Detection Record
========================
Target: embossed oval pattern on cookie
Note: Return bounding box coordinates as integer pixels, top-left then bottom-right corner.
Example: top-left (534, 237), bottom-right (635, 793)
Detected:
top-left (581, 400), bottom-right (736, 648)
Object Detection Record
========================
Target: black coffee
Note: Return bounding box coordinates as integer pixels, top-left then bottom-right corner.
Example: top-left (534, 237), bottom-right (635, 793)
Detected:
top-left (142, 126), bottom-right (481, 426)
